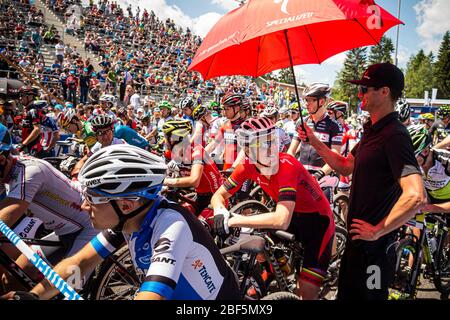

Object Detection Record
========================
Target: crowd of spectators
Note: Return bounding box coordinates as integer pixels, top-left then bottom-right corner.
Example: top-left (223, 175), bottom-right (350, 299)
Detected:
top-left (1, 0), bottom-right (301, 116)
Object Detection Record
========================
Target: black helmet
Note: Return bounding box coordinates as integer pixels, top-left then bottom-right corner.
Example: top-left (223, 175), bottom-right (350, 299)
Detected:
top-left (192, 104), bottom-right (208, 121)
top-left (221, 93), bottom-right (243, 108)
top-left (179, 96), bottom-right (195, 110)
top-left (437, 105), bottom-right (450, 118)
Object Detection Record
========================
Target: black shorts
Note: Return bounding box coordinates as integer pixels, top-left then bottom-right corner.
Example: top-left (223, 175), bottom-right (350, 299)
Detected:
top-left (196, 193), bottom-right (212, 216)
top-left (337, 234), bottom-right (397, 300)
top-left (287, 213), bottom-right (335, 286)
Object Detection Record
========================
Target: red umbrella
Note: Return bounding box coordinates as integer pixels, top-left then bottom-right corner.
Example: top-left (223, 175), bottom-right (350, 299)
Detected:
top-left (188, 0), bottom-right (402, 127)
top-left (189, 0), bottom-right (402, 79)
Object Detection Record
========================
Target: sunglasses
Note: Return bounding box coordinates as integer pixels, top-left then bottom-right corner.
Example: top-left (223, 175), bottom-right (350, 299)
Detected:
top-left (95, 128), bottom-right (112, 137)
top-left (247, 137), bottom-right (278, 149)
top-left (359, 85), bottom-right (369, 94)
top-left (82, 189), bottom-right (139, 205)
top-left (359, 85), bottom-right (383, 94)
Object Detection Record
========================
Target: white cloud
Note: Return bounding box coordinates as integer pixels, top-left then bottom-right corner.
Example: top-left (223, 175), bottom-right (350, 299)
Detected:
top-left (395, 44), bottom-right (410, 68)
top-left (322, 52), bottom-right (347, 67)
top-left (211, 0), bottom-right (241, 11)
top-left (414, 0), bottom-right (450, 53)
top-left (191, 12), bottom-right (223, 38)
top-left (110, 0), bottom-right (224, 38)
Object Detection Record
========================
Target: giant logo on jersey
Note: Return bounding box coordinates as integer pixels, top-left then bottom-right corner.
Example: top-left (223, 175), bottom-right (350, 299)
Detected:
top-left (154, 237), bottom-right (171, 253)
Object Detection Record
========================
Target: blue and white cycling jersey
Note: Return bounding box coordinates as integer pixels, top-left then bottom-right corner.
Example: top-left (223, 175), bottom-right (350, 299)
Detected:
top-left (40, 116), bottom-right (59, 151)
top-left (114, 124), bottom-right (149, 149)
top-left (90, 197), bottom-right (239, 300)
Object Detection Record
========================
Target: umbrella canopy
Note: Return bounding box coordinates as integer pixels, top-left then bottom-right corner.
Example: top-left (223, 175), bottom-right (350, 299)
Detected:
top-left (0, 78), bottom-right (25, 98)
top-left (188, 0), bottom-right (403, 80)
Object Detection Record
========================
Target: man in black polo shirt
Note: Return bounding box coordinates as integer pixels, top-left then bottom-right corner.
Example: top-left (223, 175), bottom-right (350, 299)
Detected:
top-left (296, 63), bottom-right (425, 300)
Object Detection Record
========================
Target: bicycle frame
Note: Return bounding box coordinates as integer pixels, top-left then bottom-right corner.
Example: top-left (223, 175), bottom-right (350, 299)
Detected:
top-left (0, 236), bottom-right (63, 291)
top-left (402, 213), bottom-right (448, 297)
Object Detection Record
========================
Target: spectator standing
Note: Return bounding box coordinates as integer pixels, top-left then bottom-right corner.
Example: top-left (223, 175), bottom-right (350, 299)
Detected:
top-left (79, 68), bottom-right (91, 104)
top-left (297, 63), bottom-right (425, 300)
top-left (66, 70), bottom-right (79, 107)
top-left (55, 40), bottom-right (65, 64)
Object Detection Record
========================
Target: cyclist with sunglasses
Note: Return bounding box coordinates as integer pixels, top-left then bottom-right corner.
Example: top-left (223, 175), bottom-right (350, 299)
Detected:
top-left (70, 114), bottom-right (126, 179)
top-left (297, 63), bottom-right (425, 300)
top-left (0, 124), bottom-right (99, 294)
top-left (19, 144), bottom-right (239, 300)
top-left (211, 117), bottom-right (334, 300)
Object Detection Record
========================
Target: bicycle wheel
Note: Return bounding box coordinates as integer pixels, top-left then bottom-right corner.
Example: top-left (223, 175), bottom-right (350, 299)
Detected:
top-left (334, 225), bottom-right (347, 259)
top-left (249, 186), bottom-right (276, 211)
top-left (332, 193), bottom-right (348, 227)
top-left (261, 291), bottom-right (300, 300)
top-left (90, 245), bottom-right (142, 300)
top-left (390, 237), bottom-right (419, 299)
top-left (433, 231), bottom-right (450, 294)
top-left (229, 199), bottom-right (270, 216)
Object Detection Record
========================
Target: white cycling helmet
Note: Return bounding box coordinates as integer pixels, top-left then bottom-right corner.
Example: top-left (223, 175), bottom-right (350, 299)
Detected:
top-left (303, 83), bottom-right (331, 99)
top-left (79, 144), bottom-right (167, 200)
top-left (91, 114), bottom-right (115, 132)
top-left (99, 94), bottom-right (116, 105)
top-left (261, 106), bottom-right (278, 117)
top-left (60, 108), bottom-right (77, 128)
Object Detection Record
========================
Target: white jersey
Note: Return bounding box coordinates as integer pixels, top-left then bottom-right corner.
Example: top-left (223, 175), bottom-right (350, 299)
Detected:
top-left (1, 156), bottom-right (92, 235)
top-left (90, 198), bottom-right (239, 300)
top-left (283, 119), bottom-right (296, 138)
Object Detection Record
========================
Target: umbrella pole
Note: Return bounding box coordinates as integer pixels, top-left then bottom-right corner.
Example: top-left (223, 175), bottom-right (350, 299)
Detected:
top-left (284, 30), bottom-right (305, 129)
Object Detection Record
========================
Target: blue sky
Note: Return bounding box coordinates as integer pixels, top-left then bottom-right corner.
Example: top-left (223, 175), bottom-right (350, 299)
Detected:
top-left (120, 0), bottom-right (449, 85)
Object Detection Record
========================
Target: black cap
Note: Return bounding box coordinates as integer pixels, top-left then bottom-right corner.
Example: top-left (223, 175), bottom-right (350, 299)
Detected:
top-left (349, 63), bottom-right (404, 92)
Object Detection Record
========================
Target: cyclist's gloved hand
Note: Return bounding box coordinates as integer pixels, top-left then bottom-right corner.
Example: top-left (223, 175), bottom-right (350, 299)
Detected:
top-left (313, 170), bottom-right (325, 181)
top-left (213, 207), bottom-right (231, 236)
top-left (167, 159), bottom-right (181, 172)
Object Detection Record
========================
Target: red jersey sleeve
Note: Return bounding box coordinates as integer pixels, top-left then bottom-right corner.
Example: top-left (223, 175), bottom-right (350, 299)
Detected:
top-left (223, 161), bottom-right (252, 195)
top-left (276, 156), bottom-right (299, 203)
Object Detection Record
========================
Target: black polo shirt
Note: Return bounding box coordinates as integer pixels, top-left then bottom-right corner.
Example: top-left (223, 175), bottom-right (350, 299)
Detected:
top-left (349, 112), bottom-right (421, 247)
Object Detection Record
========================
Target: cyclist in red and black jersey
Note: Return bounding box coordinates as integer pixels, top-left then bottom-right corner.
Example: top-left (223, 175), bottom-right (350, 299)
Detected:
top-left (162, 120), bottom-right (223, 215)
top-left (211, 117), bottom-right (335, 300)
top-left (205, 93), bottom-right (246, 171)
top-left (17, 88), bottom-right (44, 156)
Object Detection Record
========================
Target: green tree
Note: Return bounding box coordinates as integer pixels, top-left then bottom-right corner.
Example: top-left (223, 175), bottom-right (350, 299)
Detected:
top-left (276, 68), bottom-right (295, 85)
top-left (333, 48), bottom-right (367, 113)
top-left (405, 50), bottom-right (434, 98)
top-left (368, 36), bottom-right (394, 64)
top-left (433, 31), bottom-right (450, 99)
